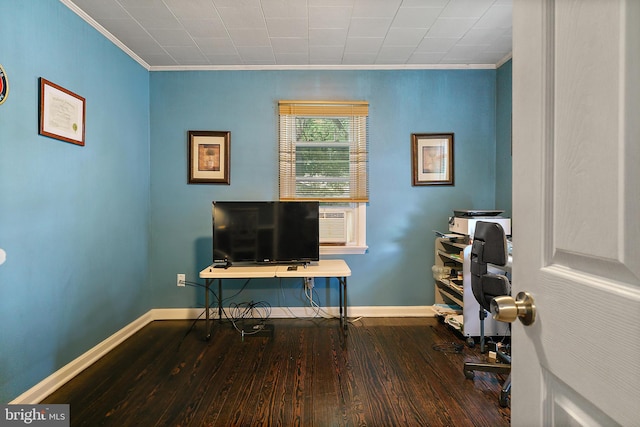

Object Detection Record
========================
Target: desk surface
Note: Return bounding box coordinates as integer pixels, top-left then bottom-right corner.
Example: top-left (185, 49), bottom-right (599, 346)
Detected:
top-left (199, 259), bottom-right (350, 279)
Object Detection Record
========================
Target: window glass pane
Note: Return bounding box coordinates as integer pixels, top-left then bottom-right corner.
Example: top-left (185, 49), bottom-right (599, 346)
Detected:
top-left (295, 146), bottom-right (349, 177)
top-left (293, 116), bottom-right (352, 198)
top-left (279, 101), bottom-right (368, 203)
top-left (296, 118), bottom-right (349, 142)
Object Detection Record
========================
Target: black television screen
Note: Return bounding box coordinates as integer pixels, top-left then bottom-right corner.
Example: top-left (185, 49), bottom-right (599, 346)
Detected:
top-left (212, 201), bottom-right (319, 265)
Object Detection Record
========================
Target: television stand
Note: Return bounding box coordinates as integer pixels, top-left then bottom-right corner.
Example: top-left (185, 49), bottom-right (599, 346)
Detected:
top-left (199, 259), bottom-right (351, 340)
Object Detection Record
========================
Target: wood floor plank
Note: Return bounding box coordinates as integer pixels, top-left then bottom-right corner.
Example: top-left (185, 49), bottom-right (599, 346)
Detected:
top-left (42, 318), bottom-right (510, 426)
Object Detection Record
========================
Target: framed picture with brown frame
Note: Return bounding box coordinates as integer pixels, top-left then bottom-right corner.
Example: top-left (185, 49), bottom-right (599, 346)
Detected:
top-left (188, 130), bottom-right (230, 184)
top-left (39, 78), bottom-right (86, 146)
top-left (411, 133), bottom-right (454, 186)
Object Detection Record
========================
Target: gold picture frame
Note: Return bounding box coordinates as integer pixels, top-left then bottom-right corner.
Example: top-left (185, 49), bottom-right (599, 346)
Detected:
top-left (411, 133), bottom-right (454, 186)
top-left (188, 130), bottom-right (230, 184)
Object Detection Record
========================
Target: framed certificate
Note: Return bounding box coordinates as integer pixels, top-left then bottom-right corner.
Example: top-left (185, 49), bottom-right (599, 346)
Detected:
top-left (39, 78), bottom-right (85, 146)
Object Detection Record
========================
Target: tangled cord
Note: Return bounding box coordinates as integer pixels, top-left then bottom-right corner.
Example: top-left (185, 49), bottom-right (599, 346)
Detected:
top-left (228, 301), bottom-right (272, 338)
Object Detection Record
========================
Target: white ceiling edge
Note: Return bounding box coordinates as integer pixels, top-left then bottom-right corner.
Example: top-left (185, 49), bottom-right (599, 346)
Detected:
top-left (62, 0), bottom-right (151, 69)
top-left (61, 0), bottom-right (511, 73)
top-left (496, 53), bottom-right (513, 68)
top-left (148, 63), bottom-right (499, 72)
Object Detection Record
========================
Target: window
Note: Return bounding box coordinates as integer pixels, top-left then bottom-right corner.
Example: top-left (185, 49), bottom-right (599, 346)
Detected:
top-left (279, 101), bottom-right (368, 254)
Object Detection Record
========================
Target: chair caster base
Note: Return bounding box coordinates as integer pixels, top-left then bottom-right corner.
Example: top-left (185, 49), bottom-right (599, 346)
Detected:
top-left (499, 390), bottom-right (510, 407)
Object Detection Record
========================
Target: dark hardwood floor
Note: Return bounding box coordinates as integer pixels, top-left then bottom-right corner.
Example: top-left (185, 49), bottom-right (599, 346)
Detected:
top-left (42, 317), bottom-right (510, 426)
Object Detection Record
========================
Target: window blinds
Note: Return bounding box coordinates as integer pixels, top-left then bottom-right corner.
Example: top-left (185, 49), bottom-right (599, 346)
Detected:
top-left (278, 101), bottom-right (369, 202)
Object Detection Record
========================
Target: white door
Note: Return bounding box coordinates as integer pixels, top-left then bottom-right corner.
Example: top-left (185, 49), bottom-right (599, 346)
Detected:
top-left (511, 0), bottom-right (640, 425)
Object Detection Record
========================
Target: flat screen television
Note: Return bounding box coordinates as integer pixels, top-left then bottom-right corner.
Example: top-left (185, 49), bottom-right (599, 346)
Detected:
top-left (212, 201), bottom-right (319, 265)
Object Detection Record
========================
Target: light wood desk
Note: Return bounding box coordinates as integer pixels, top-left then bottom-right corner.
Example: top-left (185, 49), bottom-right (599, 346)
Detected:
top-left (199, 259), bottom-right (351, 339)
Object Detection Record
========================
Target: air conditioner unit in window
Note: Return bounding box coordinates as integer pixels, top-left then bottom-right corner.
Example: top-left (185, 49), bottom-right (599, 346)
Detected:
top-left (319, 210), bottom-right (347, 244)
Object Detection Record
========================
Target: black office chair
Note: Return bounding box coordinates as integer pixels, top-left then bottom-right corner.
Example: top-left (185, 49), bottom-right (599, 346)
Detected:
top-left (463, 221), bottom-right (511, 407)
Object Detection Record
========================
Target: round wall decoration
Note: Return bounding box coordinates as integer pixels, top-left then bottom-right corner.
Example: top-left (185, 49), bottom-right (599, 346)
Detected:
top-left (0, 64), bottom-right (8, 105)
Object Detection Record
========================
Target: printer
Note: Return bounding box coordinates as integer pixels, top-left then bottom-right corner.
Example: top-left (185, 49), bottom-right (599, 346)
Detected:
top-left (448, 209), bottom-right (511, 236)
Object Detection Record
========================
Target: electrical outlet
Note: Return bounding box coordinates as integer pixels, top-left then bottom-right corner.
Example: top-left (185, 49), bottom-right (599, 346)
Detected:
top-left (177, 273), bottom-right (185, 287)
top-left (304, 277), bottom-right (314, 289)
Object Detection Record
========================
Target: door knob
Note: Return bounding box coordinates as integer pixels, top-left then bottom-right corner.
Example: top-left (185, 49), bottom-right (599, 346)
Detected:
top-left (491, 291), bottom-right (536, 325)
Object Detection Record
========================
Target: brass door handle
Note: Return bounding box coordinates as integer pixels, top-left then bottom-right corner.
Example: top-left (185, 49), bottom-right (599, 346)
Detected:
top-left (491, 291), bottom-right (536, 325)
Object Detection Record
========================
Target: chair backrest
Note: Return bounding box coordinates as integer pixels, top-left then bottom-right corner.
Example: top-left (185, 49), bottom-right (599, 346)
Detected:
top-left (470, 221), bottom-right (510, 311)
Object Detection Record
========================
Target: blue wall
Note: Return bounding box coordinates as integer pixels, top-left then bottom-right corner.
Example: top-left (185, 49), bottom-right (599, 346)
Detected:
top-left (1, 0), bottom-right (512, 403)
top-left (496, 60), bottom-right (513, 218)
top-left (0, 1), bottom-right (150, 402)
top-left (149, 69), bottom-right (499, 310)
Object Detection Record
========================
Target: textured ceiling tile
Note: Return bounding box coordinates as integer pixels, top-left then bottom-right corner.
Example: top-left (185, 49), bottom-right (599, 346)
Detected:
top-left (402, 0), bottom-right (448, 6)
top-left (384, 28), bottom-right (428, 46)
top-left (475, 4), bottom-right (512, 29)
top-left (266, 18), bottom-right (308, 37)
top-left (213, 0), bottom-right (261, 7)
top-left (125, 5), bottom-right (181, 30)
top-left (344, 37), bottom-right (384, 54)
top-left (415, 37), bottom-right (459, 52)
top-left (459, 28), bottom-right (503, 46)
top-left (376, 46), bottom-right (415, 63)
top-left (309, 45), bottom-right (345, 63)
top-left (236, 45), bottom-right (275, 62)
top-left (194, 37), bottom-right (237, 55)
top-left (440, 0), bottom-right (494, 19)
top-left (71, 0), bottom-right (129, 19)
top-left (352, 0), bottom-right (401, 18)
top-left (99, 18), bottom-right (149, 38)
top-left (65, 0), bottom-right (512, 67)
top-left (308, 0), bottom-right (354, 6)
top-left (227, 28), bottom-right (270, 46)
top-left (261, 0), bottom-right (307, 18)
top-left (182, 19), bottom-right (228, 38)
top-left (309, 28), bottom-right (349, 46)
top-left (164, 45), bottom-right (209, 64)
top-left (309, 6), bottom-right (352, 29)
top-left (123, 37), bottom-right (165, 54)
top-left (148, 29), bottom-right (195, 46)
top-left (391, 7), bottom-right (442, 29)
top-left (274, 52), bottom-right (309, 64)
top-left (164, 0), bottom-right (219, 20)
top-left (216, 6), bottom-right (265, 29)
top-left (141, 53), bottom-right (179, 66)
top-left (205, 53), bottom-right (244, 64)
top-left (342, 52), bottom-right (377, 64)
top-left (348, 18), bottom-right (392, 38)
top-left (271, 37), bottom-right (309, 54)
top-left (426, 18), bottom-right (477, 38)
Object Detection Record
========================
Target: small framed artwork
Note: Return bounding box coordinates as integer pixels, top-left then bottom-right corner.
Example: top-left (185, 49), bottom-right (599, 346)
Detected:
top-left (188, 130), bottom-right (230, 184)
top-left (39, 78), bottom-right (86, 146)
top-left (411, 133), bottom-right (454, 186)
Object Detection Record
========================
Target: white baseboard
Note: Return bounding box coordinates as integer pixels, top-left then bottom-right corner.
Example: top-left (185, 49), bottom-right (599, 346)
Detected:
top-left (152, 306), bottom-right (437, 320)
top-left (10, 311), bottom-right (154, 404)
top-left (11, 306), bottom-right (435, 404)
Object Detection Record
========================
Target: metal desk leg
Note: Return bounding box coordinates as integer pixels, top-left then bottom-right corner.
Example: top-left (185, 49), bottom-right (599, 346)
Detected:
top-left (339, 276), bottom-right (348, 332)
top-left (205, 278), bottom-right (211, 340)
top-left (338, 277), bottom-right (343, 328)
top-left (218, 279), bottom-right (223, 318)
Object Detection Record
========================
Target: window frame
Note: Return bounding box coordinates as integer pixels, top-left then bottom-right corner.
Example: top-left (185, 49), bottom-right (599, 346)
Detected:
top-left (319, 203), bottom-right (367, 255)
top-left (278, 101), bottom-right (369, 255)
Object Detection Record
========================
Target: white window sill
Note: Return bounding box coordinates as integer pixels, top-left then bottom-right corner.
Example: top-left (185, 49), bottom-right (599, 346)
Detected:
top-left (320, 245), bottom-right (368, 255)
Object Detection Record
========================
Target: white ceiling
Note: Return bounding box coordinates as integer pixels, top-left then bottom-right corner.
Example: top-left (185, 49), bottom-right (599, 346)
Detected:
top-left (63, 0), bottom-right (512, 70)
